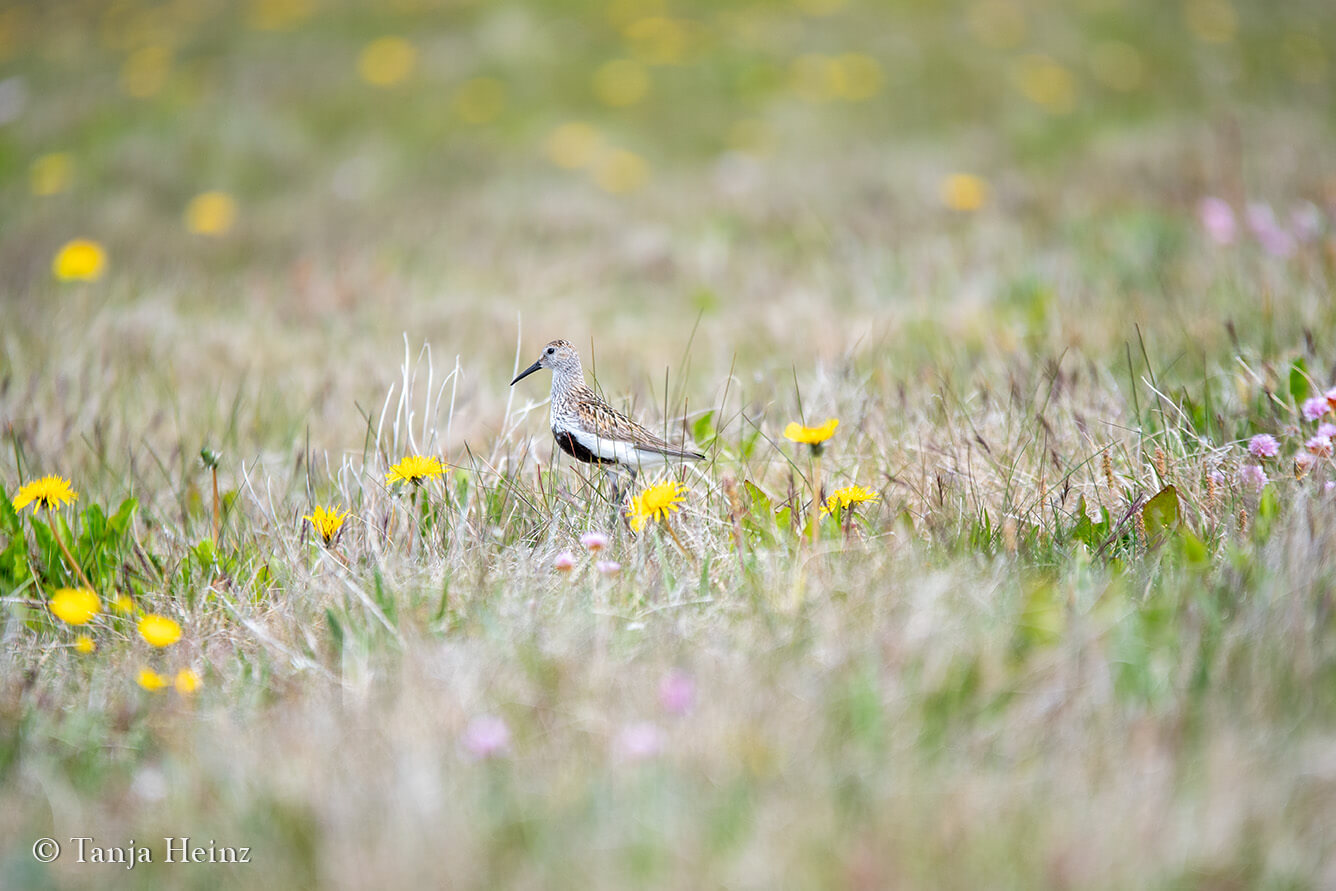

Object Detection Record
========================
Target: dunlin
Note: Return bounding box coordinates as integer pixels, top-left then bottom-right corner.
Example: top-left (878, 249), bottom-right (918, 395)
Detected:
top-left (510, 340), bottom-right (705, 487)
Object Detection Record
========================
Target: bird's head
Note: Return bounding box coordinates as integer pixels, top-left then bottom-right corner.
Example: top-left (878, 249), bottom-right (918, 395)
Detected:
top-left (511, 339), bottom-right (582, 385)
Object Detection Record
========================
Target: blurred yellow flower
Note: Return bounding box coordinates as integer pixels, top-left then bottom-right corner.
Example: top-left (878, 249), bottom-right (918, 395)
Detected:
top-left (629, 480), bottom-right (686, 532)
top-left (247, 0), bottom-right (316, 31)
top-left (1090, 41), bottom-right (1145, 92)
top-left (174, 669), bottom-right (200, 694)
top-left (358, 36), bottom-right (416, 87)
top-left (592, 148), bottom-right (649, 194)
top-left (789, 54), bottom-right (839, 102)
top-left (1183, 0), bottom-right (1236, 44)
top-left (50, 589), bottom-right (101, 626)
top-left (137, 667), bottom-right (169, 691)
top-left (386, 454), bottom-right (446, 485)
top-left (967, 0), bottom-right (1026, 49)
top-left (453, 77), bottom-right (507, 124)
top-left (727, 118), bottom-right (775, 157)
top-left (120, 45), bottom-right (172, 98)
top-left (52, 239), bottom-right (106, 282)
top-left (185, 191), bottom-right (238, 236)
top-left (139, 614), bottom-right (182, 647)
top-left (941, 173), bottom-right (989, 211)
top-left (593, 59), bottom-right (649, 107)
top-left (112, 594), bottom-right (134, 614)
top-left (75, 635), bottom-right (96, 654)
top-left (30, 152), bottom-right (73, 196)
top-left (823, 484), bottom-right (879, 514)
top-left (784, 418), bottom-right (839, 446)
top-left (304, 504), bottom-right (349, 546)
top-left (13, 475), bottom-right (78, 511)
top-left (833, 53), bottom-right (883, 102)
top-left (546, 122), bottom-right (603, 169)
top-left (623, 17), bottom-right (688, 65)
top-left (1013, 54), bottom-right (1077, 114)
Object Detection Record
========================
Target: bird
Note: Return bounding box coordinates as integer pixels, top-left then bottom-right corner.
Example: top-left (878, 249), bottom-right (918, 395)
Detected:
top-left (510, 339), bottom-right (705, 492)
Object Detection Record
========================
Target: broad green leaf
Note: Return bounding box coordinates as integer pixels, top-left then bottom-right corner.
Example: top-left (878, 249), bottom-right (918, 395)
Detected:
top-left (1179, 531), bottom-right (1209, 565)
top-left (1142, 485), bottom-right (1180, 546)
top-left (742, 479), bottom-right (772, 515)
top-left (109, 498), bottom-right (138, 537)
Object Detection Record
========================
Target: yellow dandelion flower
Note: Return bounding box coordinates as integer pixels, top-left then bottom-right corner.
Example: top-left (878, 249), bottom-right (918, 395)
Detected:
top-left (30, 152), bottom-right (74, 196)
top-left (593, 58), bottom-right (649, 107)
top-left (304, 504), bottom-right (349, 546)
top-left (174, 669), bottom-right (200, 695)
top-left (52, 240), bottom-right (106, 282)
top-left (1184, 0), bottom-right (1236, 44)
top-left (592, 148), bottom-right (649, 194)
top-left (629, 479), bottom-right (686, 532)
top-left (185, 191), bottom-right (238, 236)
top-left (138, 614), bottom-right (182, 647)
top-left (546, 122), bottom-right (603, 169)
top-left (784, 418), bottom-right (839, 446)
top-left (623, 17), bottom-right (688, 65)
top-left (74, 634), bottom-right (96, 654)
top-left (13, 475), bottom-right (79, 511)
top-left (789, 54), bottom-right (840, 102)
top-left (137, 667), bottom-right (169, 692)
top-left (386, 455), bottom-right (446, 485)
top-left (120, 45), bottom-right (172, 99)
top-left (358, 36), bottom-right (416, 87)
top-left (247, 0), bottom-right (316, 32)
top-left (112, 594), bottom-right (134, 614)
top-left (452, 76), bottom-right (507, 124)
top-left (49, 588), bottom-right (100, 625)
top-left (823, 484), bottom-right (880, 514)
top-left (1012, 54), bottom-right (1077, 114)
top-left (941, 173), bottom-right (988, 211)
top-left (832, 53), bottom-right (883, 102)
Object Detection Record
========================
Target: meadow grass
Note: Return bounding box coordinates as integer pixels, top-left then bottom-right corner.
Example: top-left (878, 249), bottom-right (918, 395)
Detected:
top-left (3, 0), bottom-right (1336, 888)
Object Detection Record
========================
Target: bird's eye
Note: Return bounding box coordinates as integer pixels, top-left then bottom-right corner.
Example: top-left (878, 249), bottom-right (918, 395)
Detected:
top-left (546, 347), bottom-right (555, 355)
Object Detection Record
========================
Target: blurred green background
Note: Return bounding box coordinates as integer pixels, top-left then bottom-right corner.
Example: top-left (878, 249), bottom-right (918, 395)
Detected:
top-left (2, 0), bottom-right (1331, 282)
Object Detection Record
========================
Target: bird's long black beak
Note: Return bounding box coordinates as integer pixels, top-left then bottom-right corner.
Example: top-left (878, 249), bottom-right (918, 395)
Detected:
top-left (510, 359), bottom-right (543, 386)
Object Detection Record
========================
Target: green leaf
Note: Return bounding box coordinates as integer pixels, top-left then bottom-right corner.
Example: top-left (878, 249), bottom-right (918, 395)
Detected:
top-left (1179, 531), bottom-right (1209, 565)
top-left (0, 486), bottom-right (19, 536)
top-left (1142, 485), bottom-right (1180, 547)
top-left (109, 498), bottom-right (138, 537)
top-left (193, 538), bottom-right (217, 565)
top-left (691, 411), bottom-right (717, 450)
top-left (1288, 358), bottom-right (1309, 406)
top-left (742, 479), bottom-right (772, 514)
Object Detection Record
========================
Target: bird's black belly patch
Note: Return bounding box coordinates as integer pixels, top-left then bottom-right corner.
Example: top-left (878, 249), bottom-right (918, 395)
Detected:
top-left (554, 429), bottom-right (616, 465)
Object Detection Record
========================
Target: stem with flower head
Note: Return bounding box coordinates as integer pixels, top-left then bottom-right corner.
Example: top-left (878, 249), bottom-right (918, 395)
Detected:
top-left (661, 515), bottom-right (694, 564)
top-left (809, 448), bottom-right (823, 545)
top-left (50, 518), bottom-right (96, 593)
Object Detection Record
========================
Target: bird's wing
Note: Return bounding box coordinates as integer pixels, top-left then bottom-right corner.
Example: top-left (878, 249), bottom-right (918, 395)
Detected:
top-left (572, 391), bottom-right (705, 460)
